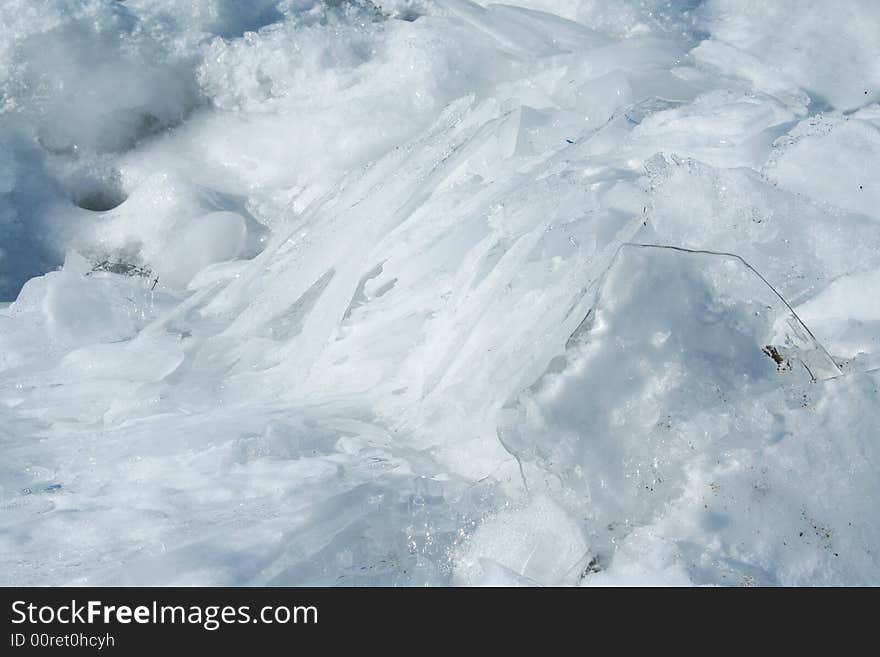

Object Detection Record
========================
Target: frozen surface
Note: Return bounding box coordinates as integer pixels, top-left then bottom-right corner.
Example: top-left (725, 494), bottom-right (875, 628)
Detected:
top-left (1, 1), bottom-right (878, 586)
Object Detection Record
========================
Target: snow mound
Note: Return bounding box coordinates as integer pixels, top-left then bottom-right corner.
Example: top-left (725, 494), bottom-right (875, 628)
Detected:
top-left (695, 0), bottom-right (880, 111)
top-left (499, 246), bottom-right (877, 585)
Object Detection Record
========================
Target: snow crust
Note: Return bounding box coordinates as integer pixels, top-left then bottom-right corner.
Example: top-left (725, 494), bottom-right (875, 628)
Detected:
top-left (1, 0), bottom-right (878, 585)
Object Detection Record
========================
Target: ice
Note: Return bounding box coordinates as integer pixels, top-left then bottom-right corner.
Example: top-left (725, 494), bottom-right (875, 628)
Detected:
top-left (454, 495), bottom-right (590, 586)
top-left (1, 1), bottom-right (879, 586)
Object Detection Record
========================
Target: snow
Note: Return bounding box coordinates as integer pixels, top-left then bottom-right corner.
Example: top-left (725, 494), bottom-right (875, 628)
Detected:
top-left (764, 112), bottom-right (880, 217)
top-left (695, 0), bottom-right (880, 111)
top-left (1, 1), bottom-right (878, 586)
